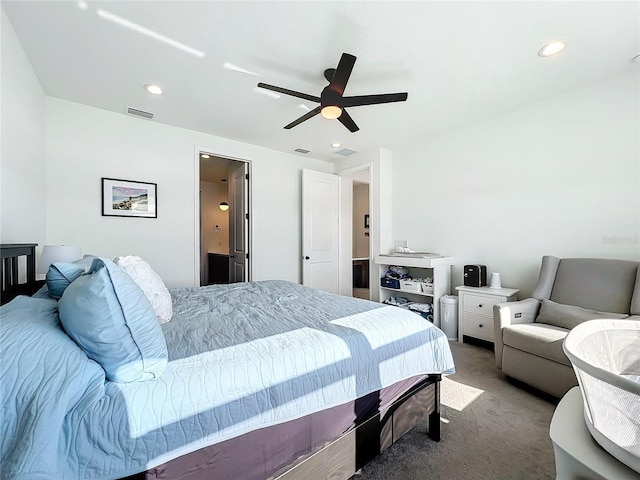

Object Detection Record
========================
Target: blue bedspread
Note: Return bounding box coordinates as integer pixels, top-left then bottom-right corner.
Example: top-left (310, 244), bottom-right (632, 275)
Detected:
top-left (1, 280), bottom-right (454, 479)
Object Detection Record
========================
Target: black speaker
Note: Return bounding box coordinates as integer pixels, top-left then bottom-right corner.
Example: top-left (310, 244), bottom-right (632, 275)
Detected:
top-left (463, 265), bottom-right (487, 287)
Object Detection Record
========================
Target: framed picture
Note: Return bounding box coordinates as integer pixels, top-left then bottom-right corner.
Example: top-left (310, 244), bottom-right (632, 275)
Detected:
top-left (364, 214), bottom-right (370, 229)
top-left (102, 178), bottom-right (157, 218)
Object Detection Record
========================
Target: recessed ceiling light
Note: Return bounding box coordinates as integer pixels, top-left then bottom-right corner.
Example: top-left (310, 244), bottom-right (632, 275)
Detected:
top-left (331, 142), bottom-right (342, 148)
top-left (144, 84), bottom-right (163, 95)
top-left (201, 154), bottom-right (210, 159)
top-left (538, 40), bottom-right (566, 57)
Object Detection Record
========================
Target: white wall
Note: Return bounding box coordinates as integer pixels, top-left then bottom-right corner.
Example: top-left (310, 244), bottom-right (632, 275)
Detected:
top-left (0, 6), bottom-right (46, 250)
top-left (44, 97), bottom-right (333, 287)
top-left (392, 72), bottom-right (640, 297)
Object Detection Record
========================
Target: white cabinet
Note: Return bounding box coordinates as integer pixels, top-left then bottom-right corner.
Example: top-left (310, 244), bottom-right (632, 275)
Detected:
top-left (375, 254), bottom-right (454, 326)
top-left (455, 285), bottom-right (519, 343)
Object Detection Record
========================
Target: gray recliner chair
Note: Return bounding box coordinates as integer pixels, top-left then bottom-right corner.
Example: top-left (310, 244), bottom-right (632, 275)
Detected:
top-left (493, 255), bottom-right (640, 398)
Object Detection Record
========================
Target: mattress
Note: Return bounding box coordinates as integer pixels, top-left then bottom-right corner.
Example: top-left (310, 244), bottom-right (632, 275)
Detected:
top-left (1, 280), bottom-right (454, 480)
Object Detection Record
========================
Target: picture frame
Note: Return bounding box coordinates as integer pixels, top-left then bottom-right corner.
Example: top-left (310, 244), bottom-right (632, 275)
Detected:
top-left (101, 178), bottom-right (157, 218)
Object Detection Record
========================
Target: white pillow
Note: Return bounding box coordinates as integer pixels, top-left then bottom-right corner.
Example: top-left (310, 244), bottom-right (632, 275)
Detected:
top-left (113, 255), bottom-right (172, 324)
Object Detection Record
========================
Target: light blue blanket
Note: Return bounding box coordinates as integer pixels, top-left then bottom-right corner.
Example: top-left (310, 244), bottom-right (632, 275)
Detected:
top-left (1, 280), bottom-right (454, 479)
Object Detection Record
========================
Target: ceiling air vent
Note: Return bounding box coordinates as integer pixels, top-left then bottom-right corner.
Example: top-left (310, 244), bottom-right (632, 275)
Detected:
top-left (334, 148), bottom-right (357, 156)
top-left (294, 148), bottom-right (310, 154)
top-left (126, 107), bottom-right (154, 120)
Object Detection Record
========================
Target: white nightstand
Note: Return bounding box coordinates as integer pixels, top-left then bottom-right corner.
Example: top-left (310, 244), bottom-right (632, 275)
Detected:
top-left (455, 285), bottom-right (519, 343)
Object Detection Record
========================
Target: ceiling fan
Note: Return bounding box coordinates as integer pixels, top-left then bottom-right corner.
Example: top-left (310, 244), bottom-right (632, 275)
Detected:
top-left (257, 53), bottom-right (408, 133)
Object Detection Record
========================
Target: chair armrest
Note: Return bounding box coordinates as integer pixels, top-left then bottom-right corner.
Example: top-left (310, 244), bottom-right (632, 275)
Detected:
top-left (493, 298), bottom-right (541, 369)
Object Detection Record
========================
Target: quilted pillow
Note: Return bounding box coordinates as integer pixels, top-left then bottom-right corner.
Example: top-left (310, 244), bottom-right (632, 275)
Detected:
top-left (58, 257), bottom-right (167, 383)
top-left (45, 255), bottom-right (96, 299)
top-left (114, 255), bottom-right (173, 323)
top-left (535, 299), bottom-right (628, 330)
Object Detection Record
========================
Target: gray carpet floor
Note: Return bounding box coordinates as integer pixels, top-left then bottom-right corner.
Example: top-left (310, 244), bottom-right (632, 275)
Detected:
top-left (354, 341), bottom-right (558, 480)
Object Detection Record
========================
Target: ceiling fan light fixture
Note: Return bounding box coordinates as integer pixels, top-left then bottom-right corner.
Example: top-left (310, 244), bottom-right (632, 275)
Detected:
top-left (258, 53), bottom-right (407, 133)
top-left (321, 105), bottom-right (342, 119)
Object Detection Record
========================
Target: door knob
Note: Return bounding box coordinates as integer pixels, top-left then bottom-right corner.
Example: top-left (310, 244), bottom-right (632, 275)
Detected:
top-left (304, 256), bottom-right (310, 260)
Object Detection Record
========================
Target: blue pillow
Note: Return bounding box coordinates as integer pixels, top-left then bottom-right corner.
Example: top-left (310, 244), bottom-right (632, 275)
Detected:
top-left (45, 255), bottom-right (96, 299)
top-left (58, 257), bottom-right (167, 383)
top-left (46, 263), bottom-right (84, 299)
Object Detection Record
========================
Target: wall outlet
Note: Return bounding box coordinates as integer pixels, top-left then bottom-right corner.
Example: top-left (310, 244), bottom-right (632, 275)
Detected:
top-left (394, 240), bottom-right (408, 248)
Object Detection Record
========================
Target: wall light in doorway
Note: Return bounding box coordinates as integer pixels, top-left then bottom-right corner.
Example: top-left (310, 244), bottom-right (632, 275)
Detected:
top-left (219, 179), bottom-right (229, 211)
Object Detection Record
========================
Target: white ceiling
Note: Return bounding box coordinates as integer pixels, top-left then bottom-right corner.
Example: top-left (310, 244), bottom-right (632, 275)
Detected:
top-left (4, 1), bottom-right (639, 163)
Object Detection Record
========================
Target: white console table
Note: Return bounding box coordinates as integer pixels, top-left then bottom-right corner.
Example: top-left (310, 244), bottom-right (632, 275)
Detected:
top-left (375, 254), bottom-right (454, 327)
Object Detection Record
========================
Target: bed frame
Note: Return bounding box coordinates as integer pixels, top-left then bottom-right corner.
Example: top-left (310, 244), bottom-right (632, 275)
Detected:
top-left (269, 375), bottom-right (441, 480)
top-left (0, 243), bottom-right (442, 479)
top-left (127, 375), bottom-right (441, 480)
top-left (1, 243), bottom-right (42, 305)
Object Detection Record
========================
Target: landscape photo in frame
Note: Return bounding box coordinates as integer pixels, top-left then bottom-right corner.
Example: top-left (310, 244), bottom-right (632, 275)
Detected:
top-left (102, 178), bottom-right (157, 218)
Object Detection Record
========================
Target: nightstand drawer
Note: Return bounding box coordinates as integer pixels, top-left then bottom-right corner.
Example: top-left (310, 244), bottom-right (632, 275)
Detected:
top-left (461, 313), bottom-right (494, 341)
top-left (462, 294), bottom-right (502, 316)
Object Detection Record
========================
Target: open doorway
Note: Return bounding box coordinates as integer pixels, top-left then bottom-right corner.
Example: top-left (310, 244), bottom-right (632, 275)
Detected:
top-left (352, 179), bottom-right (370, 299)
top-left (199, 152), bottom-right (250, 286)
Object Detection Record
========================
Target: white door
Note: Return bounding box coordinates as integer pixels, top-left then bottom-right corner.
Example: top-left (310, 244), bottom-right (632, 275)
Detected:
top-left (302, 169), bottom-right (339, 293)
top-left (229, 162), bottom-right (249, 282)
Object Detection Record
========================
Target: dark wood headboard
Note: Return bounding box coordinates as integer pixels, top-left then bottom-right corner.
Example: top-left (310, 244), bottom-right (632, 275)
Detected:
top-left (1, 243), bottom-right (42, 305)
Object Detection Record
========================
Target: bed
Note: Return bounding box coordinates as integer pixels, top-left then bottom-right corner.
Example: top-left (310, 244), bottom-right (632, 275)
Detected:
top-left (0, 243), bottom-right (41, 305)
top-left (0, 245), bottom-right (455, 480)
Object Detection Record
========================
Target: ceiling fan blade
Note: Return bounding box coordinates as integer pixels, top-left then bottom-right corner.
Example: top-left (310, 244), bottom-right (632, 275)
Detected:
top-left (329, 53), bottom-right (356, 96)
top-left (284, 106), bottom-right (322, 129)
top-left (257, 83), bottom-right (320, 103)
top-left (341, 92), bottom-right (408, 107)
top-left (337, 109), bottom-right (359, 133)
